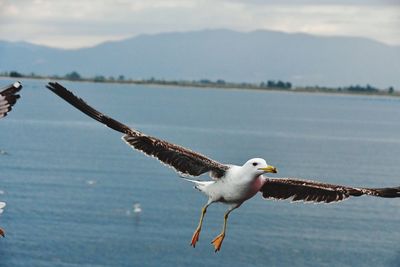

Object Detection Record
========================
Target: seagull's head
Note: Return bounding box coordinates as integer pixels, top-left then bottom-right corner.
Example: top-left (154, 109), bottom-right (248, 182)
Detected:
top-left (244, 158), bottom-right (278, 176)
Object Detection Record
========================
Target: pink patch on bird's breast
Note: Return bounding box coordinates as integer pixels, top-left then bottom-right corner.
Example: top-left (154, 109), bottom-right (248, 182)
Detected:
top-left (252, 176), bottom-right (265, 192)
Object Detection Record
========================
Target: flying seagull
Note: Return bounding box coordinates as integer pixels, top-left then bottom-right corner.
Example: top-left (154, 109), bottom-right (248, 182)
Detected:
top-left (0, 81), bottom-right (22, 237)
top-left (46, 82), bottom-right (400, 252)
top-left (0, 81), bottom-right (22, 119)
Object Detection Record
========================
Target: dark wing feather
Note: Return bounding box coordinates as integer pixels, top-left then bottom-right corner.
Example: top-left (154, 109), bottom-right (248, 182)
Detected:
top-left (260, 178), bottom-right (400, 203)
top-left (0, 81), bottom-right (22, 119)
top-left (122, 135), bottom-right (227, 178)
top-left (46, 82), bottom-right (228, 178)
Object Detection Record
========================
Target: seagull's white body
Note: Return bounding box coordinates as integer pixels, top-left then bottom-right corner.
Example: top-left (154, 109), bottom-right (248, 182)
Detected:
top-left (192, 161), bottom-right (267, 206)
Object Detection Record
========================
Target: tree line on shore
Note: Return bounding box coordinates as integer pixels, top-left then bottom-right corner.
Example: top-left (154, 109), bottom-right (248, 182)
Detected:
top-left (0, 70), bottom-right (395, 95)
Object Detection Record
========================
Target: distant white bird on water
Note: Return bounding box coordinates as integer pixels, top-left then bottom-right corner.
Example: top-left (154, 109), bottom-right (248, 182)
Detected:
top-left (46, 82), bottom-right (400, 252)
top-left (133, 203), bottom-right (142, 214)
top-left (86, 180), bottom-right (96, 186)
top-left (126, 203), bottom-right (142, 217)
top-left (0, 81), bottom-right (22, 238)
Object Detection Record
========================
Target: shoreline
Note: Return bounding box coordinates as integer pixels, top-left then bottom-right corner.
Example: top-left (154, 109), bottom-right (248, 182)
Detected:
top-left (1, 75), bottom-right (398, 98)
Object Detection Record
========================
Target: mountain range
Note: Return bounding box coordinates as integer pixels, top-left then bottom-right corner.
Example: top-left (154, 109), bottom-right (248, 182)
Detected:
top-left (1, 29), bottom-right (399, 88)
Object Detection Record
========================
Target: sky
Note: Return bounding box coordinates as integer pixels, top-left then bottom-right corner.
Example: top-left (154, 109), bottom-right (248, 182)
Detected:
top-left (0, 0), bottom-right (399, 49)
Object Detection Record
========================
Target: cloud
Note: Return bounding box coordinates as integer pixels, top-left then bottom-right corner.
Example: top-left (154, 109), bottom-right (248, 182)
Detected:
top-left (227, 0), bottom-right (400, 5)
top-left (0, 0), bottom-right (398, 48)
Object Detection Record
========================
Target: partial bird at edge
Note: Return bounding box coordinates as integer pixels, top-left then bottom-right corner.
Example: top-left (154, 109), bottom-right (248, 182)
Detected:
top-left (0, 81), bottom-right (22, 119)
top-left (0, 81), bottom-right (22, 238)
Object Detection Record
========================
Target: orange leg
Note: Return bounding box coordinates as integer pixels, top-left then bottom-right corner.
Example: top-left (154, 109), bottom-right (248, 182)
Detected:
top-left (211, 213), bottom-right (228, 252)
top-left (190, 205), bottom-right (208, 247)
top-left (211, 204), bottom-right (239, 252)
top-left (0, 227), bottom-right (4, 238)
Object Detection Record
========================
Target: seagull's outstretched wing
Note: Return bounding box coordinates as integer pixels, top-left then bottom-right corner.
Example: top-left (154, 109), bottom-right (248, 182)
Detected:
top-left (0, 81), bottom-right (22, 119)
top-left (46, 82), bottom-right (228, 178)
top-left (260, 178), bottom-right (400, 203)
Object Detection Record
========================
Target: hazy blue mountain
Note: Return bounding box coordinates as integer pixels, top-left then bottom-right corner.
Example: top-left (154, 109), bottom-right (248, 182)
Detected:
top-left (1, 29), bottom-right (399, 88)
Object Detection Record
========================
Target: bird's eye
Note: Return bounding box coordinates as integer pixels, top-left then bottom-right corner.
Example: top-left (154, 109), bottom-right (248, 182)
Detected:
top-left (252, 162), bottom-right (258, 166)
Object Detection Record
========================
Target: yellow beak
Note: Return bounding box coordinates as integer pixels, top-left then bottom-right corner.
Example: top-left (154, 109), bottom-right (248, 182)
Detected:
top-left (258, 165), bottom-right (278, 173)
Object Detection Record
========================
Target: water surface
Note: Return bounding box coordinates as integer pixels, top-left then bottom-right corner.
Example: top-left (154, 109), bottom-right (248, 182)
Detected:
top-left (0, 78), bottom-right (400, 266)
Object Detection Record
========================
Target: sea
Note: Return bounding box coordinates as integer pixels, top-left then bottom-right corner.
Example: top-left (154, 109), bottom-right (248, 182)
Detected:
top-left (0, 78), bottom-right (399, 267)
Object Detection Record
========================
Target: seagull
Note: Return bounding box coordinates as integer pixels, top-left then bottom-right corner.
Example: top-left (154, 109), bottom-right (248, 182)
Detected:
top-left (0, 81), bottom-right (22, 237)
top-left (46, 82), bottom-right (400, 252)
top-left (0, 81), bottom-right (22, 119)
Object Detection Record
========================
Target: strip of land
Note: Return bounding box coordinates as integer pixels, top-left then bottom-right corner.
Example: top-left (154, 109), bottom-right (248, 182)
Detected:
top-left (1, 71), bottom-right (398, 97)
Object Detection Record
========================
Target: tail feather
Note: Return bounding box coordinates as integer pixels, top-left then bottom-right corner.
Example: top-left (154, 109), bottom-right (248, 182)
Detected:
top-left (181, 177), bottom-right (214, 192)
